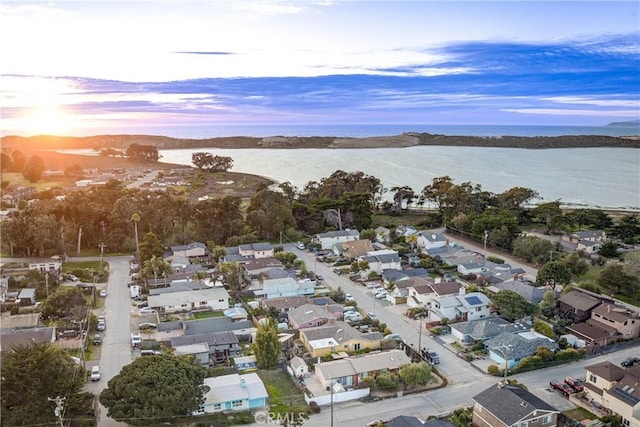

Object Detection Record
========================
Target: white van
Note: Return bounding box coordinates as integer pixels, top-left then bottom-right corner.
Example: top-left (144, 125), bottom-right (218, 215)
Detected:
top-left (90, 366), bottom-right (101, 381)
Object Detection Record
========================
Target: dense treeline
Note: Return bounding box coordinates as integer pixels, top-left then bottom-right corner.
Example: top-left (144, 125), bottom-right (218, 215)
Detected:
top-left (1, 169), bottom-right (638, 257)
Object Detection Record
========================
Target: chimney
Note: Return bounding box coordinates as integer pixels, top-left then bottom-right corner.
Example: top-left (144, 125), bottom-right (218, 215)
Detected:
top-left (240, 378), bottom-right (246, 388)
top-left (459, 287), bottom-right (466, 295)
top-left (607, 304), bottom-right (611, 313)
top-left (325, 303), bottom-right (329, 312)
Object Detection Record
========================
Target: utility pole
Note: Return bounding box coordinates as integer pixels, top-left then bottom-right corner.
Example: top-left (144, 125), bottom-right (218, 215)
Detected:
top-left (483, 230), bottom-right (489, 258)
top-left (99, 243), bottom-right (106, 269)
top-left (418, 315), bottom-right (423, 358)
top-left (330, 377), bottom-right (334, 427)
top-left (45, 274), bottom-right (49, 299)
top-left (48, 395), bottom-right (65, 427)
top-left (76, 226), bottom-right (83, 256)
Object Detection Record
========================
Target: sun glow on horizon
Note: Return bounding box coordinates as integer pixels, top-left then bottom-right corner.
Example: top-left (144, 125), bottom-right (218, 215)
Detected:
top-left (21, 106), bottom-right (75, 136)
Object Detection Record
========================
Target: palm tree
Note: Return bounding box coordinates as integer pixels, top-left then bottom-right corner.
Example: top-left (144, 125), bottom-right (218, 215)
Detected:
top-left (131, 213), bottom-right (140, 260)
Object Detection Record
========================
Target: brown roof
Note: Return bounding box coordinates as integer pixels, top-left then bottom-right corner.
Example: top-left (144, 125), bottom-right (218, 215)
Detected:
top-left (396, 276), bottom-right (432, 290)
top-left (586, 318), bottom-right (618, 334)
top-left (592, 303), bottom-right (639, 323)
top-left (430, 281), bottom-right (462, 296)
top-left (261, 296), bottom-right (308, 310)
top-left (412, 284), bottom-right (433, 295)
top-left (585, 361), bottom-right (626, 382)
top-left (341, 239), bottom-right (374, 259)
top-left (244, 257), bottom-right (283, 272)
top-left (567, 322), bottom-right (615, 341)
top-left (558, 290), bottom-right (601, 311)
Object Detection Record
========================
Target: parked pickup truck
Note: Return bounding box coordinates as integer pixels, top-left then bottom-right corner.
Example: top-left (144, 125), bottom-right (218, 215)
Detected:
top-left (564, 377), bottom-right (584, 393)
top-left (422, 348), bottom-right (440, 364)
top-left (550, 380), bottom-right (573, 397)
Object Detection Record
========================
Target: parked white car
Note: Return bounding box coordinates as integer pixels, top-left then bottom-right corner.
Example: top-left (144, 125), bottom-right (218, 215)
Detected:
top-left (90, 365), bottom-right (101, 381)
top-left (139, 307), bottom-right (155, 315)
top-left (345, 293), bottom-right (355, 302)
top-left (375, 291), bottom-right (389, 299)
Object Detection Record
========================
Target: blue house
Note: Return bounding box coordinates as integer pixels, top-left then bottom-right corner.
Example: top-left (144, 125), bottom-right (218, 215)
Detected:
top-left (198, 373), bottom-right (268, 413)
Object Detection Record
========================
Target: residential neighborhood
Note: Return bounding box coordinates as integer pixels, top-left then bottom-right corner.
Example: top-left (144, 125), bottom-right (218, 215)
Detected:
top-left (1, 166), bottom-right (639, 427)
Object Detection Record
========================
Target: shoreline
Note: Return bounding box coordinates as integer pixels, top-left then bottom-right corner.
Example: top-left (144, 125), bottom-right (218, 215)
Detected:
top-left (2, 132), bottom-right (640, 151)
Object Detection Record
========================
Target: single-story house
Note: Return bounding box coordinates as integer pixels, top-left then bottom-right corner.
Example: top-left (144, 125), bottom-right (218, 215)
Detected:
top-left (314, 349), bottom-right (410, 388)
top-left (198, 373), bottom-right (268, 414)
top-left (0, 327), bottom-right (56, 352)
top-left (170, 242), bottom-right (206, 258)
top-left (565, 321), bottom-right (620, 348)
top-left (29, 260), bottom-right (62, 273)
top-left (485, 331), bottom-right (558, 368)
top-left (290, 356), bottom-right (309, 378)
top-left (341, 239), bottom-right (375, 259)
top-left (184, 317), bottom-right (255, 340)
top-left (489, 281), bottom-right (548, 304)
top-left (17, 288), bottom-right (37, 305)
top-left (147, 287), bottom-right (230, 313)
top-left (243, 257), bottom-right (284, 278)
top-left (288, 303), bottom-right (337, 329)
top-left (261, 296), bottom-right (309, 313)
top-left (450, 317), bottom-right (531, 343)
top-left (252, 276), bottom-right (315, 299)
top-left (299, 320), bottom-right (382, 357)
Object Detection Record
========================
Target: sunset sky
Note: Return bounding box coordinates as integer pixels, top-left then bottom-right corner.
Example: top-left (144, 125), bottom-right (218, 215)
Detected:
top-left (1, 1), bottom-right (639, 137)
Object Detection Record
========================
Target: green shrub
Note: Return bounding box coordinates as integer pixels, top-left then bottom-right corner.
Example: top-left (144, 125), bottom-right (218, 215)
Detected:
top-left (487, 256), bottom-right (505, 264)
top-left (487, 365), bottom-right (501, 376)
top-left (309, 401), bottom-right (321, 413)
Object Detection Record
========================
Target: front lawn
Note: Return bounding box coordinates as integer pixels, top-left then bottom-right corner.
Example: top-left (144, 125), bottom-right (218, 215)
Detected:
top-left (192, 310), bottom-right (224, 319)
top-left (257, 369), bottom-right (309, 418)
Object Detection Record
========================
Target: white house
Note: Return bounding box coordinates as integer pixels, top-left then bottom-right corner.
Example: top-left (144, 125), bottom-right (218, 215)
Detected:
top-left (239, 242), bottom-right (275, 259)
top-left (148, 287), bottom-right (230, 313)
top-left (416, 231), bottom-right (448, 253)
top-left (198, 373), bottom-right (268, 414)
top-left (314, 229), bottom-right (360, 250)
top-left (360, 251), bottom-right (402, 274)
top-left (29, 260), bottom-right (62, 273)
top-left (252, 277), bottom-right (315, 299)
top-left (429, 291), bottom-right (491, 322)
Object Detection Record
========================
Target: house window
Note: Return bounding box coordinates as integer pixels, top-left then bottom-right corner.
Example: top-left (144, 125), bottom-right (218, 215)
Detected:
top-left (232, 400), bottom-right (243, 408)
top-left (200, 301), bottom-right (207, 305)
top-left (213, 403), bottom-right (222, 412)
top-left (344, 345), bottom-right (348, 349)
top-left (543, 416), bottom-right (551, 424)
top-left (218, 299), bottom-right (225, 302)
top-left (622, 418), bottom-right (630, 427)
top-left (476, 307), bottom-right (482, 312)
top-left (354, 343), bottom-right (361, 351)
top-left (519, 423), bottom-right (527, 427)
top-left (589, 374), bottom-right (596, 383)
top-left (181, 303), bottom-right (188, 307)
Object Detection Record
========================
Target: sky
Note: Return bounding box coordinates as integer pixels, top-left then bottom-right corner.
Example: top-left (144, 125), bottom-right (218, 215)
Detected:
top-left (1, 0), bottom-right (639, 137)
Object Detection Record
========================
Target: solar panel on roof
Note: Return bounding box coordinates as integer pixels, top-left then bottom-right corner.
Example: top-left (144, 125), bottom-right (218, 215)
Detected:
top-left (465, 296), bottom-right (483, 305)
top-left (611, 388), bottom-right (640, 405)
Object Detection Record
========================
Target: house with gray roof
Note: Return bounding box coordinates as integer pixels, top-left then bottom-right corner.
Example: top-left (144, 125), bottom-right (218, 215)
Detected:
top-left (0, 327), bottom-right (56, 352)
top-left (473, 382), bottom-right (559, 427)
top-left (416, 231), bottom-right (448, 253)
top-left (561, 230), bottom-right (607, 254)
top-left (261, 296), bottom-right (308, 313)
top-left (485, 330), bottom-right (558, 368)
top-left (489, 280), bottom-right (549, 304)
top-left (430, 291), bottom-right (491, 322)
top-left (361, 252), bottom-right (402, 274)
top-left (199, 372), bottom-right (268, 414)
top-left (299, 320), bottom-right (382, 357)
top-left (288, 303), bottom-right (337, 329)
top-left (17, 288), bottom-right (36, 305)
top-left (147, 287), bottom-right (230, 313)
top-left (314, 349), bottom-right (409, 388)
top-left (170, 331), bottom-right (240, 364)
top-left (450, 317), bottom-right (531, 343)
top-left (184, 317), bottom-right (254, 340)
top-left (170, 242), bottom-right (206, 257)
top-left (238, 242), bottom-right (274, 259)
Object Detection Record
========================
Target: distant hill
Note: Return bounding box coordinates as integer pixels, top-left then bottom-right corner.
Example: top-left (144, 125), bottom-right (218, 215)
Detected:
top-left (606, 120), bottom-right (640, 127)
top-left (2, 132), bottom-right (640, 151)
